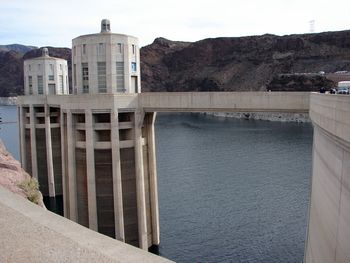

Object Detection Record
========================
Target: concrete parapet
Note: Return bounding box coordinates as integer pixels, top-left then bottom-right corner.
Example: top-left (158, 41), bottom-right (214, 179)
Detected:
top-left (140, 92), bottom-right (310, 113)
top-left (0, 185), bottom-right (173, 263)
top-left (306, 93), bottom-right (350, 263)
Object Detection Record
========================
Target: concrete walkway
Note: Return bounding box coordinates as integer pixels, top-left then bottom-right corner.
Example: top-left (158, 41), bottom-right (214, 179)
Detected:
top-left (0, 185), bottom-right (173, 263)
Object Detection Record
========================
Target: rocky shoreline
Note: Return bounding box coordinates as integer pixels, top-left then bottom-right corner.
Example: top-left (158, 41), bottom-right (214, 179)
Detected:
top-left (203, 112), bottom-right (310, 122)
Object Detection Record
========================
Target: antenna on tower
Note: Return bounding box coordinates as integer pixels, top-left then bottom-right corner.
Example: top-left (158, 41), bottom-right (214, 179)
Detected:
top-left (309, 20), bottom-right (315, 33)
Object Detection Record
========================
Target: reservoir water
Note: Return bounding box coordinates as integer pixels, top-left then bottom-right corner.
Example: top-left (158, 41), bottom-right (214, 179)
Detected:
top-left (0, 106), bottom-right (19, 158)
top-left (0, 106), bottom-right (313, 263)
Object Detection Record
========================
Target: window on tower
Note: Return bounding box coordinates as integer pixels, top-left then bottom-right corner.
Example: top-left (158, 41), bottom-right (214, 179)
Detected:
top-left (97, 62), bottom-right (107, 93)
top-left (59, 75), bottom-right (64, 94)
top-left (131, 62), bottom-right (137, 72)
top-left (49, 64), bottom-right (54, 80)
top-left (98, 43), bottom-right (105, 55)
top-left (116, 62), bottom-right (125, 92)
top-left (28, 76), bottom-right (33, 95)
top-left (82, 63), bottom-right (89, 93)
top-left (37, 75), bottom-right (43, 94)
top-left (117, 43), bottom-right (122, 53)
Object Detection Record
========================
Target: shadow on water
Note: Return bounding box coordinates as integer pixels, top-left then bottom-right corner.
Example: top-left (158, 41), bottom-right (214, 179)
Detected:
top-left (149, 244), bottom-right (160, 255)
top-left (43, 195), bottom-right (64, 216)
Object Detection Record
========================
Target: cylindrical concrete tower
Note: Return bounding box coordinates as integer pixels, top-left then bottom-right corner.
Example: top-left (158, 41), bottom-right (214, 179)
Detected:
top-left (72, 20), bottom-right (141, 95)
top-left (23, 48), bottom-right (69, 95)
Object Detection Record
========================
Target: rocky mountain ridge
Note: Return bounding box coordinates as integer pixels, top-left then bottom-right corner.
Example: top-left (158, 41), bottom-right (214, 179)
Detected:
top-left (0, 44), bottom-right (37, 54)
top-left (1, 29), bottom-right (350, 96)
top-left (140, 30), bottom-right (350, 92)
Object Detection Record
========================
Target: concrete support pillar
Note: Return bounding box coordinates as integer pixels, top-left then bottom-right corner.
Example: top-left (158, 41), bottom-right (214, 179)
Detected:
top-left (146, 112), bottom-right (160, 245)
top-left (60, 110), bottom-right (68, 218)
top-left (45, 104), bottom-right (55, 197)
top-left (67, 111), bottom-right (77, 221)
top-left (134, 111), bottom-right (148, 250)
top-left (18, 106), bottom-right (26, 170)
top-left (29, 105), bottom-right (38, 180)
top-left (85, 109), bottom-right (98, 231)
top-left (111, 107), bottom-right (125, 241)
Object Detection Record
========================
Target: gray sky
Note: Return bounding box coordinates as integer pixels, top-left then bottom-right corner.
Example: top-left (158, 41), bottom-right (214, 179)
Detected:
top-left (1, 0), bottom-right (350, 48)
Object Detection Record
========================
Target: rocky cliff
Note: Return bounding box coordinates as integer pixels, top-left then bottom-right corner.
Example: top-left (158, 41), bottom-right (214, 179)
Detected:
top-left (140, 31), bottom-right (350, 92)
top-left (0, 140), bottom-right (45, 208)
top-left (1, 29), bottom-right (350, 96)
top-left (0, 44), bottom-right (37, 54)
top-left (0, 50), bottom-right (24, 96)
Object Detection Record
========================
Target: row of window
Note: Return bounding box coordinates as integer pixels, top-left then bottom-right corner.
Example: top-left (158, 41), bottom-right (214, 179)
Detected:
top-left (28, 75), bottom-right (65, 95)
top-left (73, 43), bottom-right (137, 56)
top-left (75, 62), bottom-right (128, 94)
top-left (27, 64), bottom-right (67, 72)
top-left (97, 62), bottom-right (107, 93)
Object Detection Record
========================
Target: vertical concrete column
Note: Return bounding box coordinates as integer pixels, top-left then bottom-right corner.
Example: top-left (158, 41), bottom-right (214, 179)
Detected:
top-left (85, 109), bottom-right (98, 231)
top-left (146, 112), bottom-right (160, 245)
top-left (60, 110), bottom-right (68, 217)
top-left (134, 110), bottom-right (148, 250)
top-left (111, 105), bottom-right (125, 241)
top-left (45, 104), bottom-right (56, 197)
top-left (29, 105), bottom-right (38, 180)
top-left (67, 111), bottom-right (78, 221)
top-left (18, 106), bottom-right (26, 170)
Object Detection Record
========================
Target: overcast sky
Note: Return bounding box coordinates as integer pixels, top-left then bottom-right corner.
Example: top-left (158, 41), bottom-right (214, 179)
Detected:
top-left (1, 0), bottom-right (350, 48)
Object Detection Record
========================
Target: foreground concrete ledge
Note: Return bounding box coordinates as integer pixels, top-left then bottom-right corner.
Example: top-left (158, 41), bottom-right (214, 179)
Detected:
top-left (0, 186), bottom-right (173, 263)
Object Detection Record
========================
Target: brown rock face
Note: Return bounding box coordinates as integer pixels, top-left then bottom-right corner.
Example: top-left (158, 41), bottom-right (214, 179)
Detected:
top-left (141, 31), bottom-right (350, 92)
top-left (0, 140), bottom-right (45, 208)
top-left (0, 50), bottom-right (23, 96)
top-left (266, 74), bottom-right (335, 92)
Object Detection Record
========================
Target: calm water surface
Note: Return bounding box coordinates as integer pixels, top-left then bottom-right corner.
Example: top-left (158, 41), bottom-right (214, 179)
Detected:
top-left (155, 113), bottom-right (312, 263)
top-left (0, 107), bottom-right (313, 263)
top-left (0, 106), bottom-right (19, 158)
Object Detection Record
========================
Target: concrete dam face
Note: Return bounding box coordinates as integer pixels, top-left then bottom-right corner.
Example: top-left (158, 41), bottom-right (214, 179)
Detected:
top-left (305, 94), bottom-right (350, 263)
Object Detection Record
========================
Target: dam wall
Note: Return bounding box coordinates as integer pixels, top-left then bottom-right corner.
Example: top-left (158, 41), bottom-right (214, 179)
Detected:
top-left (17, 92), bottom-right (309, 250)
top-left (306, 93), bottom-right (350, 263)
top-left (140, 92), bottom-right (310, 113)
